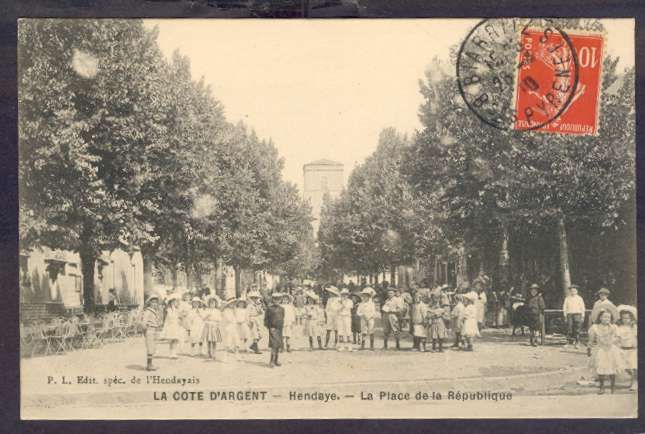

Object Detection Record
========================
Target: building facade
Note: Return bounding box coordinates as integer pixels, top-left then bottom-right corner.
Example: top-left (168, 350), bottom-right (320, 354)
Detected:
top-left (20, 246), bottom-right (145, 309)
top-left (303, 159), bottom-right (344, 235)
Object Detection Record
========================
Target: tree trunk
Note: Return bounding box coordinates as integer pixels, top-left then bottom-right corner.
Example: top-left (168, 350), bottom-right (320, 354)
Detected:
top-left (499, 222), bottom-right (510, 291)
top-left (557, 215), bottom-right (572, 299)
top-left (234, 264), bottom-right (242, 298)
top-left (390, 265), bottom-right (396, 287)
top-left (79, 247), bottom-right (96, 313)
top-left (142, 249), bottom-right (154, 296)
top-left (171, 264), bottom-right (178, 289)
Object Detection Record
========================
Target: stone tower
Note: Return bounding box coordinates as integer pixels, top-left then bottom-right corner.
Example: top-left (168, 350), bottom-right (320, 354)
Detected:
top-left (303, 159), bottom-right (344, 236)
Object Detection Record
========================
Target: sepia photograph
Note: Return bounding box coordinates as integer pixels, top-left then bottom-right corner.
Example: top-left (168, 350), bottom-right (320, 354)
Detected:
top-left (18, 17), bottom-right (637, 419)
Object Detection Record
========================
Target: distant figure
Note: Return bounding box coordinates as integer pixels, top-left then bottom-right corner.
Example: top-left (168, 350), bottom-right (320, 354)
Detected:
top-left (107, 288), bottom-right (119, 312)
top-left (264, 292), bottom-right (285, 368)
top-left (590, 288), bottom-right (619, 324)
top-left (562, 284), bottom-right (586, 348)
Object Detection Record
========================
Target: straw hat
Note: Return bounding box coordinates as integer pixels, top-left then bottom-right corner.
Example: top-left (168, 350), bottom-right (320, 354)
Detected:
top-left (304, 290), bottom-right (319, 301)
top-left (360, 287), bottom-right (376, 297)
top-left (271, 292), bottom-right (284, 299)
top-left (325, 286), bottom-right (340, 296)
top-left (224, 297), bottom-right (238, 307)
top-left (340, 288), bottom-right (350, 296)
top-left (204, 294), bottom-right (220, 306)
top-left (617, 304), bottom-right (637, 318)
top-left (145, 293), bottom-right (160, 304)
top-left (247, 291), bottom-right (262, 299)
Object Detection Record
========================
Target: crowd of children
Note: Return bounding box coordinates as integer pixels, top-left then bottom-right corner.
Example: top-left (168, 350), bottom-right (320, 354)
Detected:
top-left (139, 283), bottom-right (637, 393)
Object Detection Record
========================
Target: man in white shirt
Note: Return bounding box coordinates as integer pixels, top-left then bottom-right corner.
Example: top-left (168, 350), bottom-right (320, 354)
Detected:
top-left (562, 284), bottom-right (586, 348)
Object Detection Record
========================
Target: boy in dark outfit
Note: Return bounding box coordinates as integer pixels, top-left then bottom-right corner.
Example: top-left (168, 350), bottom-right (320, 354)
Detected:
top-left (264, 292), bottom-right (285, 368)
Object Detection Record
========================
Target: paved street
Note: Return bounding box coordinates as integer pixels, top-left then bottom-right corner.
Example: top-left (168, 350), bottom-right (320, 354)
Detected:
top-left (21, 328), bottom-right (637, 419)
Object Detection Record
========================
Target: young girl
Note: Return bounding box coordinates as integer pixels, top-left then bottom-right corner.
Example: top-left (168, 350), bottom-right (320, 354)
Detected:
top-left (427, 294), bottom-right (448, 352)
top-left (161, 295), bottom-right (183, 359)
top-left (587, 309), bottom-right (624, 394)
top-left (324, 287), bottom-right (341, 348)
top-left (357, 288), bottom-right (377, 350)
top-left (411, 292), bottom-right (428, 352)
top-left (451, 294), bottom-right (465, 349)
top-left (235, 299), bottom-right (251, 352)
top-left (282, 294), bottom-right (296, 352)
top-left (201, 296), bottom-right (222, 360)
top-left (304, 291), bottom-right (324, 350)
top-left (187, 297), bottom-right (205, 356)
top-left (246, 291), bottom-right (264, 354)
top-left (616, 305), bottom-right (637, 391)
top-left (462, 293), bottom-right (479, 351)
top-left (337, 289), bottom-right (354, 351)
top-left (221, 298), bottom-right (240, 357)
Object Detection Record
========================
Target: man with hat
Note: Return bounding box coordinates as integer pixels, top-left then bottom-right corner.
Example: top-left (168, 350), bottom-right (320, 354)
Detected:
top-left (562, 284), bottom-right (586, 348)
top-left (264, 292), bottom-right (285, 367)
top-left (590, 288), bottom-right (618, 324)
top-left (142, 293), bottom-right (163, 371)
top-left (382, 288), bottom-right (405, 350)
top-left (526, 284), bottom-right (545, 347)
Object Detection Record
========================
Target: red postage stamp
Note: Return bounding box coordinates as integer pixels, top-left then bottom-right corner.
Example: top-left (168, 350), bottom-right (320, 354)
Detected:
top-left (515, 31), bottom-right (604, 135)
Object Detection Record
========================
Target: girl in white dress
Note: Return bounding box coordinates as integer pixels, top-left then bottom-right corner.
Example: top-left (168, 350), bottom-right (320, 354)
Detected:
top-left (462, 293), bottom-right (479, 351)
top-left (187, 297), bottom-right (205, 356)
top-left (235, 299), bottom-right (251, 352)
top-left (161, 296), bottom-right (183, 359)
top-left (616, 305), bottom-right (637, 391)
top-left (201, 296), bottom-right (222, 360)
top-left (282, 294), bottom-right (296, 352)
top-left (587, 309), bottom-right (624, 394)
top-left (221, 298), bottom-right (239, 356)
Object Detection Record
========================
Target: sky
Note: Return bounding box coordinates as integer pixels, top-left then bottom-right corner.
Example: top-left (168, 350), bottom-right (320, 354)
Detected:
top-left (145, 19), bottom-right (634, 192)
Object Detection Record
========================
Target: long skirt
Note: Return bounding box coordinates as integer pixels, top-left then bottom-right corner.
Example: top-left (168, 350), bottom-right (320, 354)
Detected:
top-left (463, 318), bottom-right (479, 338)
top-left (223, 324), bottom-right (239, 349)
top-left (268, 327), bottom-right (283, 351)
top-left (413, 324), bottom-right (427, 338)
top-left (202, 322), bottom-right (222, 343)
top-left (383, 313), bottom-right (401, 337)
top-left (622, 348), bottom-right (637, 370)
top-left (237, 322), bottom-right (251, 342)
top-left (337, 315), bottom-right (352, 336)
top-left (325, 313), bottom-right (337, 331)
top-left (283, 323), bottom-right (294, 338)
top-left (590, 345), bottom-right (625, 375)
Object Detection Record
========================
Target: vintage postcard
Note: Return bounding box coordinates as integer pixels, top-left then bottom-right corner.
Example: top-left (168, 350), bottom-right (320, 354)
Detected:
top-left (18, 18), bottom-right (636, 419)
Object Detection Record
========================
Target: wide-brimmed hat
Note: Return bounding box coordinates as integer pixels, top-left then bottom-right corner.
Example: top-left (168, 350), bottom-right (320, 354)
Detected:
top-left (597, 287), bottom-right (611, 296)
top-left (223, 297), bottom-right (238, 306)
top-left (569, 284), bottom-right (579, 290)
top-left (166, 293), bottom-right (182, 303)
top-left (304, 290), bottom-right (319, 301)
top-left (617, 304), bottom-right (637, 318)
top-left (529, 283), bottom-right (540, 290)
top-left (340, 288), bottom-right (350, 296)
top-left (191, 296), bottom-right (203, 304)
top-left (325, 286), bottom-right (340, 296)
top-left (145, 293), bottom-right (160, 304)
top-left (360, 287), bottom-right (376, 297)
top-left (204, 294), bottom-right (220, 306)
top-left (271, 292), bottom-right (284, 299)
top-left (464, 291), bottom-right (478, 302)
top-left (246, 291), bottom-right (262, 299)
